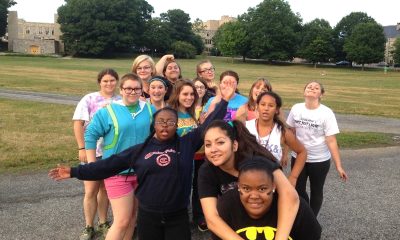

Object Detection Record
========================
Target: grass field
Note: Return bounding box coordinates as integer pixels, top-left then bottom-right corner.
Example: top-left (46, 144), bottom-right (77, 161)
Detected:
top-left (1, 55), bottom-right (400, 118)
top-left (0, 55), bottom-right (399, 172)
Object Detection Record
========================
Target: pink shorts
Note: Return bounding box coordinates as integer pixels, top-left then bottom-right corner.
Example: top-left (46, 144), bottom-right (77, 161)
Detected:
top-left (104, 175), bottom-right (138, 199)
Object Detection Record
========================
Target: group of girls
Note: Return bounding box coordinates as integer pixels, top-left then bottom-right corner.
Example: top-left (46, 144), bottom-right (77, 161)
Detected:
top-left (55, 54), bottom-right (348, 240)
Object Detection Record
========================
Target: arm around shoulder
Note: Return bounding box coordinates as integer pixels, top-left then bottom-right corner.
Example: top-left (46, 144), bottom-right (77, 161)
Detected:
top-left (201, 197), bottom-right (244, 240)
top-left (273, 169), bottom-right (300, 240)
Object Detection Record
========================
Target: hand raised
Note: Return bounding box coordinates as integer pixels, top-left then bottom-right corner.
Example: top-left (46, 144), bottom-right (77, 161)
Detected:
top-left (48, 165), bottom-right (72, 181)
top-left (220, 80), bottom-right (236, 101)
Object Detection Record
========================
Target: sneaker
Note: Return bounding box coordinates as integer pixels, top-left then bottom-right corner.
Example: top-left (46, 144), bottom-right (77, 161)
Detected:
top-left (97, 221), bottom-right (111, 239)
top-left (197, 222), bottom-right (208, 232)
top-left (79, 226), bottom-right (95, 240)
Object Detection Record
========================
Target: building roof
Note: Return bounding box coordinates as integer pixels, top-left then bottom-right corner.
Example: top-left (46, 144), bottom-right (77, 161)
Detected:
top-left (383, 25), bottom-right (400, 38)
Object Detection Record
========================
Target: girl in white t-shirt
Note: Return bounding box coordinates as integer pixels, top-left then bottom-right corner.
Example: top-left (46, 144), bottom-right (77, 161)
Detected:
top-left (286, 81), bottom-right (348, 217)
top-left (246, 91), bottom-right (307, 187)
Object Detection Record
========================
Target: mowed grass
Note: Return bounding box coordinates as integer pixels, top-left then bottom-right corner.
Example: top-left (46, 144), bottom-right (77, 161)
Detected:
top-left (0, 98), bottom-right (77, 172)
top-left (0, 98), bottom-right (397, 172)
top-left (1, 55), bottom-right (400, 118)
top-left (0, 55), bottom-right (399, 172)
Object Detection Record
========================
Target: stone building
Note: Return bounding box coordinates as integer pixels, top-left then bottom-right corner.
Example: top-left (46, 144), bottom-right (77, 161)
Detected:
top-left (5, 11), bottom-right (63, 55)
top-left (196, 15), bottom-right (236, 54)
top-left (383, 23), bottom-right (400, 65)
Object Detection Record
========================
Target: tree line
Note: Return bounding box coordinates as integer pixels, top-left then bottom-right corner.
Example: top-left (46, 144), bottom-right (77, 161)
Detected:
top-left (213, 0), bottom-right (397, 68)
top-left (1, 0), bottom-right (400, 65)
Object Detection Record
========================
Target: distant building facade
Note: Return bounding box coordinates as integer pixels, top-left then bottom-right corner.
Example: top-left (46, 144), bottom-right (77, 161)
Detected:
top-left (5, 11), bottom-right (63, 55)
top-left (196, 15), bottom-right (236, 54)
top-left (383, 23), bottom-right (400, 65)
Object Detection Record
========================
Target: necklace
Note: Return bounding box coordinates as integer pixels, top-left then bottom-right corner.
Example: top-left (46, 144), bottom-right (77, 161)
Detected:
top-left (255, 119), bottom-right (273, 147)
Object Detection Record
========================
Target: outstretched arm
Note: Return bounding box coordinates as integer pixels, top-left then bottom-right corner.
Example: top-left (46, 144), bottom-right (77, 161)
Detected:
top-left (49, 165), bottom-right (72, 181)
top-left (49, 145), bottom-right (140, 181)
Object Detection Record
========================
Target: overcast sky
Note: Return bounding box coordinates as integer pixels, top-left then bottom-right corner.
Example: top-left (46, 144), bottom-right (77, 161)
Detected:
top-left (9, 0), bottom-right (399, 27)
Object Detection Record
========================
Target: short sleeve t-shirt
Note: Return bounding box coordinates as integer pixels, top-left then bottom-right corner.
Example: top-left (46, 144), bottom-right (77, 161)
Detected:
top-left (177, 112), bottom-right (198, 137)
top-left (213, 190), bottom-right (321, 240)
top-left (286, 103), bottom-right (339, 162)
top-left (203, 94), bottom-right (248, 121)
top-left (72, 92), bottom-right (121, 157)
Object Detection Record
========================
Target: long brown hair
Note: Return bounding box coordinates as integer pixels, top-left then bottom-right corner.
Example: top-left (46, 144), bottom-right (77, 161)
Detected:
top-left (167, 79), bottom-right (199, 121)
top-left (247, 78), bottom-right (272, 111)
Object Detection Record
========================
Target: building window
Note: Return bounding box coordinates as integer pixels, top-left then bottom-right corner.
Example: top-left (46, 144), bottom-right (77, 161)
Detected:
top-left (26, 29), bottom-right (30, 34)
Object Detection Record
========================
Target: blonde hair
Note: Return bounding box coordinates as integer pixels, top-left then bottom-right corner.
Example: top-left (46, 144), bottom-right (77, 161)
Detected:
top-left (131, 55), bottom-right (156, 76)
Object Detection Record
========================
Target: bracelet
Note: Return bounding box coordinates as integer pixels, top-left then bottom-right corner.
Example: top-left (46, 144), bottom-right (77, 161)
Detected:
top-left (78, 147), bottom-right (85, 150)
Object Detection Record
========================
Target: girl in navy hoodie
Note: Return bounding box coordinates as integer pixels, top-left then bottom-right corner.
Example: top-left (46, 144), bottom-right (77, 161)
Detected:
top-left (49, 81), bottom-right (236, 240)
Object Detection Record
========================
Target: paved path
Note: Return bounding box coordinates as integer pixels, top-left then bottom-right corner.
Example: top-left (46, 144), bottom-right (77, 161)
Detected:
top-left (1, 89), bottom-right (399, 239)
top-left (1, 146), bottom-right (399, 239)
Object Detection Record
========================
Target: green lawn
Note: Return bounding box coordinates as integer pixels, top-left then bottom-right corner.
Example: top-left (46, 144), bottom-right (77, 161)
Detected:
top-left (0, 55), bottom-right (399, 172)
top-left (1, 55), bottom-right (400, 118)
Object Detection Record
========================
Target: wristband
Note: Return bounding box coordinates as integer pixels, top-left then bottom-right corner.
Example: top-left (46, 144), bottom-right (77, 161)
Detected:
top-left (78, 147), bottom-right (85, 150)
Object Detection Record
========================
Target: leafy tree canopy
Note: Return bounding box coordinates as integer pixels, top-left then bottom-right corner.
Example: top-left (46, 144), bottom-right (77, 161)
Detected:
top-left (0, 0), bottom-right (16, 36)
top-left (213, 21), bottom-right (250, 61)
top-left (333, 12), bottom-right (376, 61)
top-left (242, 0), bottom-right (302, 60)
top-left (343, 22), bottom-right (385, 68)
top-left (159, 9), bottom-right (203, 54)
top-left (58, 0), bottom-right (153, 56)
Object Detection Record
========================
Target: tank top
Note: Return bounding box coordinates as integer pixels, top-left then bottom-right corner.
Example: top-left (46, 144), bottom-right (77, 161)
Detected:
top-left (245, 119), bottom-right (283, 162)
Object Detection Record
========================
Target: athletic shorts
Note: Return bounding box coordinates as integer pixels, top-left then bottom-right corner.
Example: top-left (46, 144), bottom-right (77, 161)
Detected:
top-left (104, 175), bottom-right (137, 199)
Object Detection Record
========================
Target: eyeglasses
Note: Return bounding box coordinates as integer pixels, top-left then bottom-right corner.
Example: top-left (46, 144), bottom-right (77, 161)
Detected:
top-left (195, 86), bottom-right (205, 90)
top-left (199, 67), bottom-right (215, 73)
top-left (154, 120), bottom-right (176, 126)
top-left (136, 66), bottom-right (152, 72)
top-left (237, 226), bottom-right (281, 240)
top-left (122, 87), bottom-right (142, 94)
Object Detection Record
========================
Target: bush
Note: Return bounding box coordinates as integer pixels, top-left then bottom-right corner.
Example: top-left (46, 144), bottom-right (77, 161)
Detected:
top-left (169, 41), bottom-right (196, 59)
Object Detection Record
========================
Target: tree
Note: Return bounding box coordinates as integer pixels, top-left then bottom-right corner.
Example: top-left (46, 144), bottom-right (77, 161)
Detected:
top-left (302, 38), bottom-right (335, 67)
top-left (213, 21), bottom-right (250, 61)
top-left (169, 41), bottom-right (196, 59)
top-left (160, 9), bottom-right (192, 42)
top-left (298, 18), bottom-right (335, 65)
top-left (333, 12), bottom-right (376, 62)
top-left (242, 0), bottom-right (302, 60)
top-left (141, 18), bottom-right (172, 54)
top-left (343, 22), bottom-right (385, 70)
top-left (192, 18), bottom-right (205, 34)
top-left (160, 9), bottom-right (203, 54)
top-left (58, 0), bottom-right (153, 56)
top-left (0, 0), bottom-right (16, 37)
top-left (392, 38), bottom-right (400, 66)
